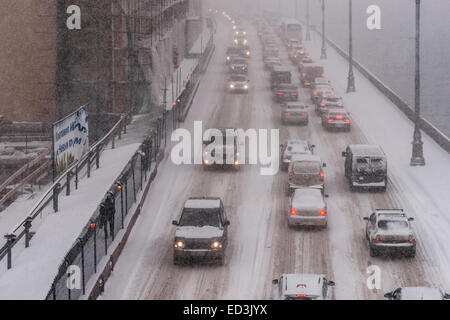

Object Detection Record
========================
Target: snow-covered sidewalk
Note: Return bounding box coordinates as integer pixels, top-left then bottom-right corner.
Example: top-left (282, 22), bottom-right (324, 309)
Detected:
top-left (0, 114), bottom-right (154, 299)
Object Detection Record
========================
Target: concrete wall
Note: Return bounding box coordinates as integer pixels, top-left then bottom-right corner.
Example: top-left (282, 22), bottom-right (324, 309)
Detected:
top-left (0, 0), bottom-right (57, 123)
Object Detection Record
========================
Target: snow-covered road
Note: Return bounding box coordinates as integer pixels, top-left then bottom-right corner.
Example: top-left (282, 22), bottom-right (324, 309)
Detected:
top-left (100, 17), bottom-right (450, 300)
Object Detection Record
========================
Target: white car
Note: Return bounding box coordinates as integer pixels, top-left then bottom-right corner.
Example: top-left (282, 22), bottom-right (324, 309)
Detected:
top-left (228, 74), bottom-right (249, 93)
top-left (273, 274), bottom-right (335, 300)
top-left (288, 188), bottom-right (328, 228)
top-left (384, 287), bottom-right (450, 300)
top-left (364, 209), bottom-right (416, 257)
top-left (280, 140), bottom-right (315, 171)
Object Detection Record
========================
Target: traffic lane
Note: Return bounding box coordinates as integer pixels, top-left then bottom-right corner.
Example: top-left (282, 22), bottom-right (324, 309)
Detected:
top-left (138, 19), bottom-right (280, 299)
top-left (297, 36), bottom-right (434, 298)
top-left (100, 19), bottom-right (235, 299)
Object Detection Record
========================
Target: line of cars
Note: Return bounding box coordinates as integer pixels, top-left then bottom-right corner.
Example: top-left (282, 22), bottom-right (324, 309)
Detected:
top-left (171, 21), bottom-right (253, 267)
top-left (256, 15), bottom-right (436, 299)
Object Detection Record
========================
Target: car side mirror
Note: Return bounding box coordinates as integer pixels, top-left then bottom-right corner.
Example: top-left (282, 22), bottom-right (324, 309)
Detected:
top-left (408, 217), bottom-right (414, 221)
top-left (443, 293), bottom-right (450, 299)
top-left (384, 292), bottom-right (394, 299)
top-left (324, 194), bottom-right (329, 198)
top-left (172, 220), bottom-right (178, 226)
top-left (225, 220), bottom-right (230, 226)
top-left (272, 279), bottom-right (279, 285)
top-left (322, 163), bottom-right (326, 167)
top-left (327, 280), bottom-right (335, 287)
top-left (311, 144), bottom-right (316, 148)
top-left (363, 217), bottom-right (369, 221)
top-left (342, 151), bottom-right (347, 157)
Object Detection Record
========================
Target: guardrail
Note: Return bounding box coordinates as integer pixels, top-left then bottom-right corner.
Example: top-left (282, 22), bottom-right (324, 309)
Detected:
top-left (310, 25), bottom-right (450, 154)
top-left (0, 150), bottom-right (50, 207)
top-left (0, 113), bottom-right (130, 269)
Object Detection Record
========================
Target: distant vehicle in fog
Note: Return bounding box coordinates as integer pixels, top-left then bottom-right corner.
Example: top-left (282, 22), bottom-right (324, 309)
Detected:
top-left (287, 155), bottom-right (326, 196)
top-left (273, 84), bottom-right (299, 102)
top-left (301, 65), bottom-right (325, 88)
top-left (281, 102), bottom-right (309, 125)
top-left (228, 74), bottom-right (249, 94)
top-left (270, 67), bottom-right (291, 90)
top-left (321, 109), bottom-right (351, 131)
top-left (280, 140), bottom-right (315, 171)
top-left (288, 188), bottom-right (328, 228)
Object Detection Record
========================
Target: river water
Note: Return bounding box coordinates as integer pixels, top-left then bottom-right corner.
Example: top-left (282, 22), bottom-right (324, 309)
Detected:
top-left (285, 0), bottom-right (450, 138)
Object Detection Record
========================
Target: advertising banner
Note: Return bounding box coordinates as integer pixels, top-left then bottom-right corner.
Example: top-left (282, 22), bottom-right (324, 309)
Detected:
top-left (52, 105), bottom-right (89, 179)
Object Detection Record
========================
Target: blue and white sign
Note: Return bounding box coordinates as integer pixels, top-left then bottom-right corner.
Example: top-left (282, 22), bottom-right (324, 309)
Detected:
top-left (52, 105), bottom-right (89, 178)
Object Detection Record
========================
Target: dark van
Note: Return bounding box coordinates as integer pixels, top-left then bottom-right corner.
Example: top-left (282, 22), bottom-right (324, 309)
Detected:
top-left (300, 65), bottom-right (325, 87)
top-left (270, 67), bottom-right (291, 90)
top-left (342, 144), bottom-right (387, 191)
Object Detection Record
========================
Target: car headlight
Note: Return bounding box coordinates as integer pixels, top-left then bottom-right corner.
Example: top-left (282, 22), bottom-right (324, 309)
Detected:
top-left (230, 84), bottom-right (235, 89)
top-left (244, 84), bottom-right (248, 89)
top-left (234, 39), bottom-right (238, 44)
top-left (243, 40), bottom-right (248, 45)
top-left (174, 241), bottom-right (185, 248)
top-left (226, 56), bottom-right (230, 61)
top-left (204, 159), bottom-right (209, 164)
top-left (246, 51), bottom-right (250, 56)
top-left (211, 241), bottom-right (222, 249)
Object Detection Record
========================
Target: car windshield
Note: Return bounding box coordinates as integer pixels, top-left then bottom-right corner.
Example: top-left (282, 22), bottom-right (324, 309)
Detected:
top-left (378, 220), bottom-right (409, 230)
top-left (293, 162), bottom-right (320, 174)
top-left (288, 105), bottom-right (305, 109)
top-left (273, 72), bottom-right (291, 82)
top-left (232, 59), bottom-right (246, 64)
top-left (179, 208), bottom-right (221, 227)
top-left (231, 75), bottom-right (246, 82)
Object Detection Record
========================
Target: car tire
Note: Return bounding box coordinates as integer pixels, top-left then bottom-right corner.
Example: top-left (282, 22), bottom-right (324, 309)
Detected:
top-left (217, 254), bottom-right (225, 266)
top-left (174, 256), bottom-right (182, 266)
top-left (405, 247), bottom-right (416, 258)
top-left (369, 246), bottom-right (378, 257)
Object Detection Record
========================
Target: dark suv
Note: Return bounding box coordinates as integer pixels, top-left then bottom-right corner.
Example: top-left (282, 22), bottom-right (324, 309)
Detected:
top-left (270, 67), bottom-right (291, 90)
top-left (172, 197), bottom-right (230, 265)
top-left (301, 65), bottom-right (325, 87)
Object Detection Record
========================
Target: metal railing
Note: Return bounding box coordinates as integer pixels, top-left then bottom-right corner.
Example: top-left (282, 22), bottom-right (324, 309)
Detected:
top-left (44, 33), bottom-right (215, 300)
top-left (0, 113), bottom-right (130, 269)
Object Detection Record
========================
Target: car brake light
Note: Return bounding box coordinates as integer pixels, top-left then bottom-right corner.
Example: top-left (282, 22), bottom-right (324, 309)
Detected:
top-left (345, 118), bottom-right (351, 123)
top-left (297, 294), bottom-right (307, 297)
top-left (285, 112), bottom-right (291, 116)
top-left (321, 103), bottom-right (325, 107)
top-left (277, 92), bottom-right (283, 95)
top-left (289, 172), bottom-right (293, 177)
top-left (291, 92), bottom-right (297, 96)
top-left (319, 210), bottom-right (326, 216)
top-left (375, 237), bottom-right (381, 243)
top-left (301, 112), bottom-right (307, 116)
top-left (313, 91), bottom-right (317, 96)
top-left (338, 103), bottom-right (343, 107)
top-left (290, 209), bottom-right (296, 215)
top-left (408, 235), bottom-right (414, 243)
top-left (328, 118), bottom-right (333, 123)
top-left (336, 114), bottom-right (343, 119)
top-left (302, 73), bottom-right (306, 77)
top-left (321, 73), bottom-right (325, 77)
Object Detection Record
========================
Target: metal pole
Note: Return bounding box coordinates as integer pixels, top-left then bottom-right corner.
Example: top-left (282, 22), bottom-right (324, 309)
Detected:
top-left (320, 0), bottom-right (327, 59)
top-left (346, 0), bottom-right (356, 93)
top-left (410, 0), bottom-right (425, 166)
top-left (306, 0), bottom-right (311, 41)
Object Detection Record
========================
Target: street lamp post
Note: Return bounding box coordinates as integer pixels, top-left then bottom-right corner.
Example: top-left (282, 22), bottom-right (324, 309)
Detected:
top-left (320, 0), bottom-right (327, 59)
top-left (410, 0), bottom-right (425, 165)
top-left (346, 0), bottom-right (356, 92)
top-left (306, 0), bottom-right (311, 41)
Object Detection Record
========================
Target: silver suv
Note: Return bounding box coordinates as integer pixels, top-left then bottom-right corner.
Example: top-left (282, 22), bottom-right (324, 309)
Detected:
top-left (364, 209), bottom-right (416, 257)
top-left (172, 197), bottom-right (230, 265)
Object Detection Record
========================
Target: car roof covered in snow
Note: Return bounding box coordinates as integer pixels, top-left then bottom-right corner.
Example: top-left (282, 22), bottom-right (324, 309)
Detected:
top-left (292, 189), bottom-right (325, 209)
top-left (400, 287), bottom-right (443, 300)
top-left (348, 144), bottom-right (385, 157)
top-left (290, 154), bottom-right (322, 163)
top-left (184, 197), bottom-right (221, 209)
top-left (282, 274), bottom-right (324, 297)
